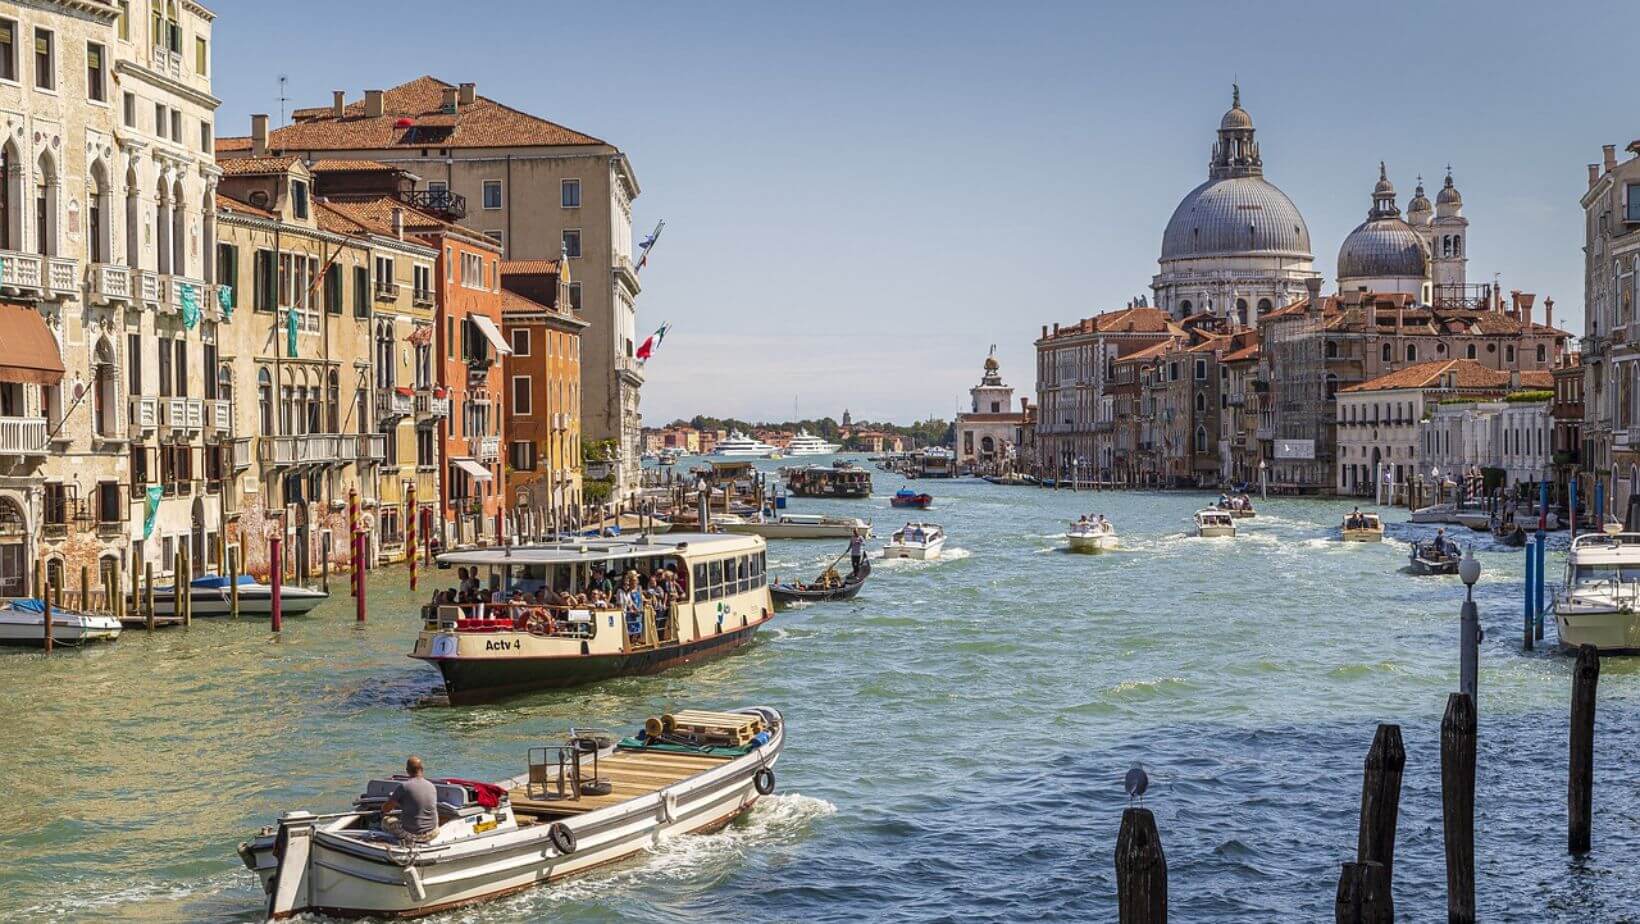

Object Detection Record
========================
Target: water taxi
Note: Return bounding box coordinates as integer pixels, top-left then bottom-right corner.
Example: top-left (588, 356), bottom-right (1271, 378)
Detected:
top-left (411, 534), bottom-right (774, 704)
top-left (785, 430), bottom-right (841, 456)
top-left (1193, 509), bottom-right (1236, 538)
top-left (1408, 535), bottom-right (1461, 575)
top-left (1066, 517), bottom-right (1118, 552)
top-left (1341, 511), bottom-right (1385, 542)
top-left (1215, 495), bottom-right (1256, 518)
top-left (712, 431), bottom-right (779, 458)
top-left (883, 522), bottom-right (946, 559)
top-left (720, 513), bottom-right (871, 540)
top-left (0, 598), bottom-right (122, 646)
top-left (241, 707), bottom-right (784, 919)
top-left (784, 462), bottom-right (872, 498)
top-left (1553, 528), bottom-right (1640, 653)
top-left (891, 487), bottom-right (933, 509)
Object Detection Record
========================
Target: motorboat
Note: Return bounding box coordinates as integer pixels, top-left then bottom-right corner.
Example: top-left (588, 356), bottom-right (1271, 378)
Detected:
top-left (1408, 536), bottom-right (1462, 575)
top-left (1193, 509), bottom-right (1236, 538)
top-left (0, 598), bottom-right (122, 646)
top-left (1341, 511), bottom-right (1385, 542)
top-left (1410, 502), bottom-right (1458, 524)
top-left (883, 522), bottom-right (946, 560)
top-left (1215, 496), bottom-right (1256, 519)
top-left (712, 431), bottom-right (778, 458)
top-left (891, 487), bottom-right (933, 509)
top-left (1553, 527), bottom-right (1640, 653)
top-left (241, 707), bottom-right (783, 919)
top-left (657, 449), bottom-right (682, 466)
top-left (784, 430), bottom-right (841, 456)
top-left (1066, 518), bottom-right (1118, 552)
top-left (770, 559), bottom-right (870, 606)
top-left (720, 513), bottom-right (872, 540)
top-left (1454, 511), bottom-right (1492, 532)
top-left (145, 574), bottom-right (330, 618)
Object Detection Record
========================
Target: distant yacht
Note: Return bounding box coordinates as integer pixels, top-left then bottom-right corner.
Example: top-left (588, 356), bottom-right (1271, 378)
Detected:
top-left (714, 431), bottom-right (779, 457)
top-left (786, 429), bottom-right (840, 456)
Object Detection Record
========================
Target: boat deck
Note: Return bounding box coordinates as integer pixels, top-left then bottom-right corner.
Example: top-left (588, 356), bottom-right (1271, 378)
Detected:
top-left (508, 747), bottom-right (735, 818)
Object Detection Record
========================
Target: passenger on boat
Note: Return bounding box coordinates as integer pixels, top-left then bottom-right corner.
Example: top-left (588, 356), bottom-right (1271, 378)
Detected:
top-left (1346, 507), bottom-right (1364, 530)
top-left (381, 756), bottom-right (440, 844)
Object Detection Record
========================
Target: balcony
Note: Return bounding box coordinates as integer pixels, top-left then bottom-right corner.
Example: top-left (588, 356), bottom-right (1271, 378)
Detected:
top-left (135, 269), bottom-right (162, 309)
top-left (355, 433), bottom-right (388, 463)
top-left (398, 188), bottom-right (466, 221)
top-left (415, 389), bottom-right (451, 420)
top-left (206, 399), bottom-right (233, 434)
top-left (0, 416), bottom-right (47, 456)
top-left (231, 437), bottom-right (254, 470)
top-left (472, 435), bottom-right (500, 463)
top-left (375, 280), bottom-right (401, 302)
top-left (129, 395), bottom-right (159, 432)
top-left (160, 397), bottom-right (204, 432)
top-left (0, 250), bottom-right (78, 300)
top-left (615, 354), bottom-right (645, 386)
top-left (1227, 392), bottom-right (1246, 407)
top-left (1093, 420), bottom-right (1114, 433)
top-left (259, 434), bottom-right (348, 467)
top-left (376, 389), bottom-right (413, 420)
top-left (160, 276), bottom-right (210, 317)
top-left (87, 263), bottom-right (132, 304)
top-left (412, 289), bottom-right (434, 308)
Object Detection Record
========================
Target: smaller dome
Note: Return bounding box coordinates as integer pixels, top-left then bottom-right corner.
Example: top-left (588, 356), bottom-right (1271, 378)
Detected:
top-left (1219, 83), bottom-right (1253, 131)
top-left (983, 355), bottom-right (999, 371)
top-left (1372, 161), bottom-right (1394, 199)
top-left (1437, 171), bottom-right (1462, 207)
top-left (1338, 219), bottom-right (1429, 282)
top-left (1406, 178), bottom-right (1433, 226)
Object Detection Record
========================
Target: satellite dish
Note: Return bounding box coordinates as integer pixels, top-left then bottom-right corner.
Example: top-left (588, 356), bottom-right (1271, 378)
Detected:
top-left (1124, 764), bottom-right (1149, 802)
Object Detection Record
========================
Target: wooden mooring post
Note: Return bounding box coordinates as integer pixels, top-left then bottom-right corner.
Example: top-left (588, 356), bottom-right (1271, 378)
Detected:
top-left (1114, 807), bottom-right (1166, 923)
top-left (321, 530), bottom-right (331, 594)
top-left (178, 545), bottom-right (190, 628)
top-left (228, 543), bottom-right (240, 618)
top-left (1355, 724), bottom-right (1405, 883)
top-left (1441, 693), bottom-right (1476, 923)
top-left (269, 534), bottom-right (283, 633)
top-left (1569, 643), bottom-right (1600, 854)
top-left (144, 561), bottom-right (155, 631)
top-left (35, 559), bottom-right (50, 653)
top-left (79, 564), bottom-right (89, 613)
top-left (1334, 861), bottom-right (1392, 924)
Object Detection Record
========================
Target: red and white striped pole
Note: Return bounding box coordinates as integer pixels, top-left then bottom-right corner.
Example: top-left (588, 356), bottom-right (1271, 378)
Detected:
top-left (407, 482), bottom-right (418, 592)
top-left (349, 487), bottom-right (359, 599)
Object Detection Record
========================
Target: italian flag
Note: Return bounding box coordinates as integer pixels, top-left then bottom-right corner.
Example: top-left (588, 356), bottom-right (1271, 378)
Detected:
top-left (636, 322), bottom-right (670, 364)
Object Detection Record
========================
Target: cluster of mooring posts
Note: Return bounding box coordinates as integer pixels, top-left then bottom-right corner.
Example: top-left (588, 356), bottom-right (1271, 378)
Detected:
top-left (1113, 553), bottom-right (1606, 923)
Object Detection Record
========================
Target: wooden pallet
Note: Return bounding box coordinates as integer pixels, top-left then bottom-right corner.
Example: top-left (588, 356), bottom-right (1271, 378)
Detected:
top-left (667, 710), bottom-right (764, 747)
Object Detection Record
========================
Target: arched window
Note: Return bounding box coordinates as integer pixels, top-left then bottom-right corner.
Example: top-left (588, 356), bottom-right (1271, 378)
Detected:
top-left (34, 151), bottom-right (57, 256)
top-left (326, 369), bottom-right (340, 433)
top-left (1257, 297), bottom-right (1272, 313)
top-left (1325, 373), bottom-right (1339, 399)
top-left (1406, 344), bottom-right (1417, 362)
top-left (1326, 340), bottom-right (1338, 359)
top-left (0, 144), bottom-right (10, 250)
top-left (124, 162), bottom-right (140, 267)
top-left (170, 178), bottom-right (186, 276)
top-left (154, 175), bottom-right (172, 274)
top-left (1179, 299), bottom-right (1192, 315)
top-left (1466, 343), bottom-right (1476, 360)
top-left (1381, 343), bottom-right (1392, 363)
top-left (218, 364), bottom-right (233, 406)
top-left (1536, 344), bottom-right (1546, 364)
top-left (92, 338), bottom-right (117, 438)
top-left (1442, 236), bottom-right (1452, 257)
top-left (1195, 425), bottom-right (1208, 452)
top-left (1196, 391), bottom-right (1206, 413)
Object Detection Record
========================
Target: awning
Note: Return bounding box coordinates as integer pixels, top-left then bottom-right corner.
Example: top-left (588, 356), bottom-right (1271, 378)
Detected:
top-left (452, 457), bottom-right (493, 481)
top-left (470, 314), bottom-right (513, 355)
top-left (0, 303), bottom-right (64, 385)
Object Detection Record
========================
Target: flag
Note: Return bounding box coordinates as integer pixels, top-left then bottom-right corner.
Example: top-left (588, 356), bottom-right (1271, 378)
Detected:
top-left (286, 307), bottom-right (298, 358)
top-left (635, 219), bottom-right (665, 272)
top-left (636, 322), bottom-right (669, 364)
top-left (143, 485), bottom-right (164, 539)
top-left (180, 282), bottom-right (200, 329)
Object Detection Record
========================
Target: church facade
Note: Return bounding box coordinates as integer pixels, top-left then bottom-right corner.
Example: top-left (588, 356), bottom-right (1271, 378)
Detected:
top-left (955, 354), bottom-right (1030, 473)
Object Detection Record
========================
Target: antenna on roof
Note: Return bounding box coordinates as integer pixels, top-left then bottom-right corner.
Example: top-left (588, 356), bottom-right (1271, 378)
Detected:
top-left (278, 75), bottom-right (289, 127)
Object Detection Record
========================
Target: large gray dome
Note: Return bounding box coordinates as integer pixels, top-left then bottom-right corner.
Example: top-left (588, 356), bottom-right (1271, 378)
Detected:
top-left (1160, 176), bottom-right (1313, 262)
top-left (1337, 218), bottom-right (1428, 280)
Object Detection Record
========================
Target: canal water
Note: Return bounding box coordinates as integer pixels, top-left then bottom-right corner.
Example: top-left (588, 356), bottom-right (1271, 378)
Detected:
top-left (3, 459), bottom-right (1638, 922)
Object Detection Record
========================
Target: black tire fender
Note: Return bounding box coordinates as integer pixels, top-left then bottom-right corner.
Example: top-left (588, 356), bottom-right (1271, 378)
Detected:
top-left (547, 822), bottom-right (575, 856)
top-left (753, 767), bottom-right (776, 796)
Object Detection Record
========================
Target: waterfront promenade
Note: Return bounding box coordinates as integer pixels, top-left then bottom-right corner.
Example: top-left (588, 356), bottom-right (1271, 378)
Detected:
top-left (1, 463), bottom-right (1636, 921)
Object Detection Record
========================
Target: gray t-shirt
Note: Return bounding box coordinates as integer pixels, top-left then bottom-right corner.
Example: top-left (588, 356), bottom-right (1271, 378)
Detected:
top-left (392, 776), bottom-right (440, 835)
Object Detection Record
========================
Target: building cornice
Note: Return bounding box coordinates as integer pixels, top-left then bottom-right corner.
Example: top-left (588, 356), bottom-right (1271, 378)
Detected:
top-left (41, 1), bottom-right (119, 23)
top-left (113, 60), bottom-right (221, 112)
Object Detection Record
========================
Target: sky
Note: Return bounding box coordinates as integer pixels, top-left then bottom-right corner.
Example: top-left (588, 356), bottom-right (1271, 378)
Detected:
top-left (213, 0), bottom-right (1631, 426)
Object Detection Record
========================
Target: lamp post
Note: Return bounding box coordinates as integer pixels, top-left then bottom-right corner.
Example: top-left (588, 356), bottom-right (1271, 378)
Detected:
top-left (1459, 546), bottom-right (1482, 702)
top-left (1258, 458), bottom-right (1267, 501)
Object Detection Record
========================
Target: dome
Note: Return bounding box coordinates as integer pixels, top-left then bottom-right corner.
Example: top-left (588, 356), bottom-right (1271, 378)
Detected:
top-left (1219, 83), bottom-right (1254, 131)
top-left (1161, 176), bottom-right (1312, 262)
top-left (983, 355), bottom-right (999, 371)
top-left (1437, 171), bottom-right (1462, 207)
top-left (1406, 178), bottom-right (1432, 224)
top-left (1338, 219), bottom-right (1429, 281)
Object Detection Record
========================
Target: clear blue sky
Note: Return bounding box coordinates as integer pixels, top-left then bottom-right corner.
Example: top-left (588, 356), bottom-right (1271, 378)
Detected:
top-left (215, 0), bottom-right (1626, 426)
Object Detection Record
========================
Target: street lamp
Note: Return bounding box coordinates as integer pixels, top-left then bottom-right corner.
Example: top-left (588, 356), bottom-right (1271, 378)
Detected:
top-left (1459, 546), bottom-right (1482, 702)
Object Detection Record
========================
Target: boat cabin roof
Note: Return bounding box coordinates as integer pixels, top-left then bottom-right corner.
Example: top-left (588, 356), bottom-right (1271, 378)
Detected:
top-left (1569, 532), bottom-right (1640, 562)
top-left (436, 533), bottom-right (765, 568)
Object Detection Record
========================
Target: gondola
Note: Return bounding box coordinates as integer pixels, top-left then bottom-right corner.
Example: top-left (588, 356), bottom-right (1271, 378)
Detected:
top-left (1494, 521), bottom-right (1527, 547)
top-left (770, 560), bottom-right (870, 605)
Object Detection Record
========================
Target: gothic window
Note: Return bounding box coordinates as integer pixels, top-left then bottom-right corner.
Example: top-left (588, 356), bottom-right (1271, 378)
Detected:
top-left (1257, 297), bottom-right (1272, 313)
top-left (1326, 340), bottom-right (1338, 359)
top-left (258, 368), bottom-right (272, 435)
top-left (1179, 299), bottom-right (1192, 315)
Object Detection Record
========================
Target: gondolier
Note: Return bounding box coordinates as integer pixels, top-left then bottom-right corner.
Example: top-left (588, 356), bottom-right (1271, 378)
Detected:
top-left (849, 530), bottom-right (865, 573)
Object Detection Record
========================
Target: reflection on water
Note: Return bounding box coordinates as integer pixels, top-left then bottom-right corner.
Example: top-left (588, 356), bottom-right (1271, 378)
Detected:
top-left (2, 458), bottom-right (1638, 921)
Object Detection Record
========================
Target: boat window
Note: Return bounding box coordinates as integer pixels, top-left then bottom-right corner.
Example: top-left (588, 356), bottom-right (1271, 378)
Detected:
top-left (738, 555), bottom-right (751, 592)
top-left (693, 562), bottom-right (708, 603)
top-left (1573, 563), bottom-right (1640, 583)
top-left (708, 559), bottom-right (723, 600)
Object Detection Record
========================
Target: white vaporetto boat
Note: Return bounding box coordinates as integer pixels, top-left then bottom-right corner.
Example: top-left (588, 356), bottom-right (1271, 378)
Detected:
top-left (145, 574), bottom-right (330, 618)
top-left (1553, 527), bottom-right (1640, 654)
top-left (721, 513), bottom-right (871, 540)
top-left (784, 430), bottom-right (841, 456)
top-left (712, 431), bottom-right (779, 458)
top-left (883, 522), bottom-right (946, 559)
top-left (1193, 509), bottom-right (1236, 538)
top-left (241, 707), bottom-right (784, 919)
top-left (0, 598), bottom-right (122, 646)
top-left (1066, 517), bottom-right (1118, 552)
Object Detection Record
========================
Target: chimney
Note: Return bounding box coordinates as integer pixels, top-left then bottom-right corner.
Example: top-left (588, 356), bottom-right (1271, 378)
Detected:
top-left (391, 206), bottom-right (404, 241)
top-left (1589, 164), bottom-right (1602, 188)
top-left (250, 113), bottom-right (268, 156)
top-left (1053, 322), bottom-right (1060, 335)
top-left (1509, 289), bottom-right (1522, 321)
top-left (1604, 144), bottom-right (1618, 173)
top-left (1041, 325), bottom-right (1048, 340)
top-left (332, 91), bottom-right (345, 118)
top-left (1518, 292), bottom-right (1536, 326)
top-left (441, 87), bottom-right (459, 114)
top-left (1544, 296), bottom-right (1555, 331)
top-left (364, 89), bottom-right (384, 118)
top-left (459, 82), bottom-right (476, 106)
top-left (1509, 370), bottom-right (1520, 390)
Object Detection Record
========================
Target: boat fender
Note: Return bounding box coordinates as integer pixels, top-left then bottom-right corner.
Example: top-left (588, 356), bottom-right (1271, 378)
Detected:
top-left (753, 768), bottom-right (776, 796)
top-left (548, 822), bottom-right (576, 856)
top-left (404, 865), bottom-right (427, 902)
top-left (662, 791), bottom-right (678, 824)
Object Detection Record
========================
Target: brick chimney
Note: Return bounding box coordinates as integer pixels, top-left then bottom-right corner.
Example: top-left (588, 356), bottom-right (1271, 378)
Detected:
top-left (441, 87), bottom-right (459, 113)
top-left (391, 206), bottom-right (404, 241)
top-left (1041, 324), bottom-right (1048, 340)
top-left (1604, 144), bottom-right (1618, 173)
top-left (1544, 296), bottom-right (1555, 331)
top-left (364, 89), bottom-right (384, 118)
top-left (459, 82), bottom-right (476, 106)
top-left (1589, 164), bottom-right (1602, 188)
top-left (250, 113), bottom-right (268, 156)
top-left (1509, 289), bottom-right (1522, 322)
top-left (332, 91), bottom-right (345, 118)
top-left (1518, 292), bottom-right (1536, 326)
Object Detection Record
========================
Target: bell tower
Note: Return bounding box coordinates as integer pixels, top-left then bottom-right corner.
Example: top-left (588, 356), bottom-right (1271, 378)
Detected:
top-left (1430, 167), bottom-right (1468, 289)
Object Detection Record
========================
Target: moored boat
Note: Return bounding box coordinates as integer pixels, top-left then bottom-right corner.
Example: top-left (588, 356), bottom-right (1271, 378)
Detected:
top-left (712, 431), bottom-right (779, 457)
top-left (241, 707), bottom-right (784, 919)
top-left (1410, 502), bottom-right (1458, 524)
top-left (1553, 527), bottom-right (1640, 653)
top-left (1454, 511), bottom-right (1491, 532)
top-left (1493, 520), bottom-right (1527, 547)
top-left (883, 522), bottom-right (945, 559)
top-left (1065, 516), bottom-right (1118, 552)
top-left (0, 598), bottom-right (122, 646)
top-left (1193, 509), bottom-right (1236, 538)
top-left (890, 487), bottom-right (933, 509)
top-left (720, 513), bottom-right (871, 540)
top-left (1341, 510), bottom-right (1385, 542)
top-left (143, 574), bottom-right (329, 618)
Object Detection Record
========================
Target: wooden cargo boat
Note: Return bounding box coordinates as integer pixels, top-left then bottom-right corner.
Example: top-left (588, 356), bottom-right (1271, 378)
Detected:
top-left (783, 462), bottom-right (872, 498)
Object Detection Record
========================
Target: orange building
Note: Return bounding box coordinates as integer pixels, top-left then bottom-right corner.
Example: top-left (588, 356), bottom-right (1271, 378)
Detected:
top-left (500, 260), bottom-right (586, 529)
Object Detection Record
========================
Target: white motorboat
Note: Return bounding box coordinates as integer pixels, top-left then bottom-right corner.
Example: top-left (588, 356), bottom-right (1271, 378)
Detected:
top-left (721, 513), bottom-right (871, 540)
top-left (1410, 502), bottom-right (1458, 524)
top-left (883, 522), bottom-right (946, 559)
top-left (1193, 509), bottom-right (1236, 538)
top-left (144, 574), bottom-right (329, 618)
top-left (1454, 511), bottom-right (1492, 532)
top-left (0, 598), bottom-right (122, 646)
top-left (1553, 527), bottom-right (1640, 654)
top-left (784, 430), bottom-right (841, 456)
top-left (712, 431), bottom-right (779, 458)
top-left (1066, 518), bottom-right (1118, 552)
top-left (1341, 511), bottom-right (1385, 542)
top-left (241, 707), bottom-right (784, 919)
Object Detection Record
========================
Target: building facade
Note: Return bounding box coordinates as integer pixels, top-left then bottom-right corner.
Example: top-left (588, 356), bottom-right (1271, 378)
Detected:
top-left (955, 353), bottom-right (1026, 472)
top-left (501, 260), bottom-right (584, 528)
top-left (1580, 139), bottom-right (1640, 518)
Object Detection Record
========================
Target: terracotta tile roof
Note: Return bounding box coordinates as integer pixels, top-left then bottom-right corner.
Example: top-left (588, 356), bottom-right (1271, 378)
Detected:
top-left (313, 201), bottom-right (373, 236)
top-left (215, 191), bottom-right (275, 219)
top-left (217, 155), bottom-right (302, 176)
top-left (500, 289), bottom-right (553, 314)
top-left (307, 159), bottom-right (397, 173)
top-left (1114, 341), bottom-right (1173, 363)
top-left (320, 195), bottom-right (501, 251)
top-left (216, 135), bottom-right (253, 154)
top-left (1343, 359), bottom-right (1553, 394)
top-left (1041, 306), bottom-right (1184, 341)
top-left (1222, 342), bottom-right (1261, 362)
top-left (500, 259), bottom-right (559, 276)
top-left (269, 76), bottom-right (606, 152)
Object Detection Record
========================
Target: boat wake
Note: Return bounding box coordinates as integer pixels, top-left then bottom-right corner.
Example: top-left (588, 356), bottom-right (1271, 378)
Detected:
top-left (873, 547), bottom-right (973, 569)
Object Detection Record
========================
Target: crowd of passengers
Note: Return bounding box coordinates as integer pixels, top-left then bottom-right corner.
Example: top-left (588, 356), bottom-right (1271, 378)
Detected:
top-left (431, 564), bottom-right (689, 619)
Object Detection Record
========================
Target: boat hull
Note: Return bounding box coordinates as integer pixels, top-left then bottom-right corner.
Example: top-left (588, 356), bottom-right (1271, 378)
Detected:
top-left (1555, 605), bottom-right (1640, 654)
top-left (1066, 534), bottom-right (1118, 552)
top-left (139, 585), bottom-right (329, 618)
top-left (720, 522), bottom-right (865, 540)
top-left (1454, 513), bottom-right (1491, 531)
top-left (1408, 555), bottom-right (1459, 575)
top-left (1341, 528), bottom-right (1384, 543)
top-left (0, 611), bottom-right (122, 646)
top-left (883, 539), bottom-right (944, 560)
top-left (891, 495), bottom-right (933, 509)
top-left (1195, 526), bottom-right (1235, 538)
top-left (422, 619), bottom-right (767, 704)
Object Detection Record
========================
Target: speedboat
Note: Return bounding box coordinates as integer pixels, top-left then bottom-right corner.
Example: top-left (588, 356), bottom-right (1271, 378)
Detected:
top-left (1409, 537), bottom-right (1461, 575)
top-left (785, 430), bottom-right (841, 456)
top-left (712, 431), bottom-right (778, 458)
top-left (1410, 502), bottom-right (1458, 524)
top-left (883, 522), bottom-right (946, 559)
top-left (1215, 497), bottom-right (1256, 518)
top-left (1066, 518), bottom-right (1118, 552)
top-left (891, 487), bottom-right (933, 509)
top-left (1553, 527), bottom-right (1640, 653)
top-left (0, 598), bottom-right (122, 646)
top-left (145, 574), bottom-right (329, 618)
top-left (241, 707), bottom-right (783, 919)
top-left (1341, 511), bottom-right (1385, 542)
top-left (1193, 509), bottom-right (1236, 538)
top-left (1454, 511), bottom-right (1492, 532)
top-left (720, 513), bottom-right (871, 540)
